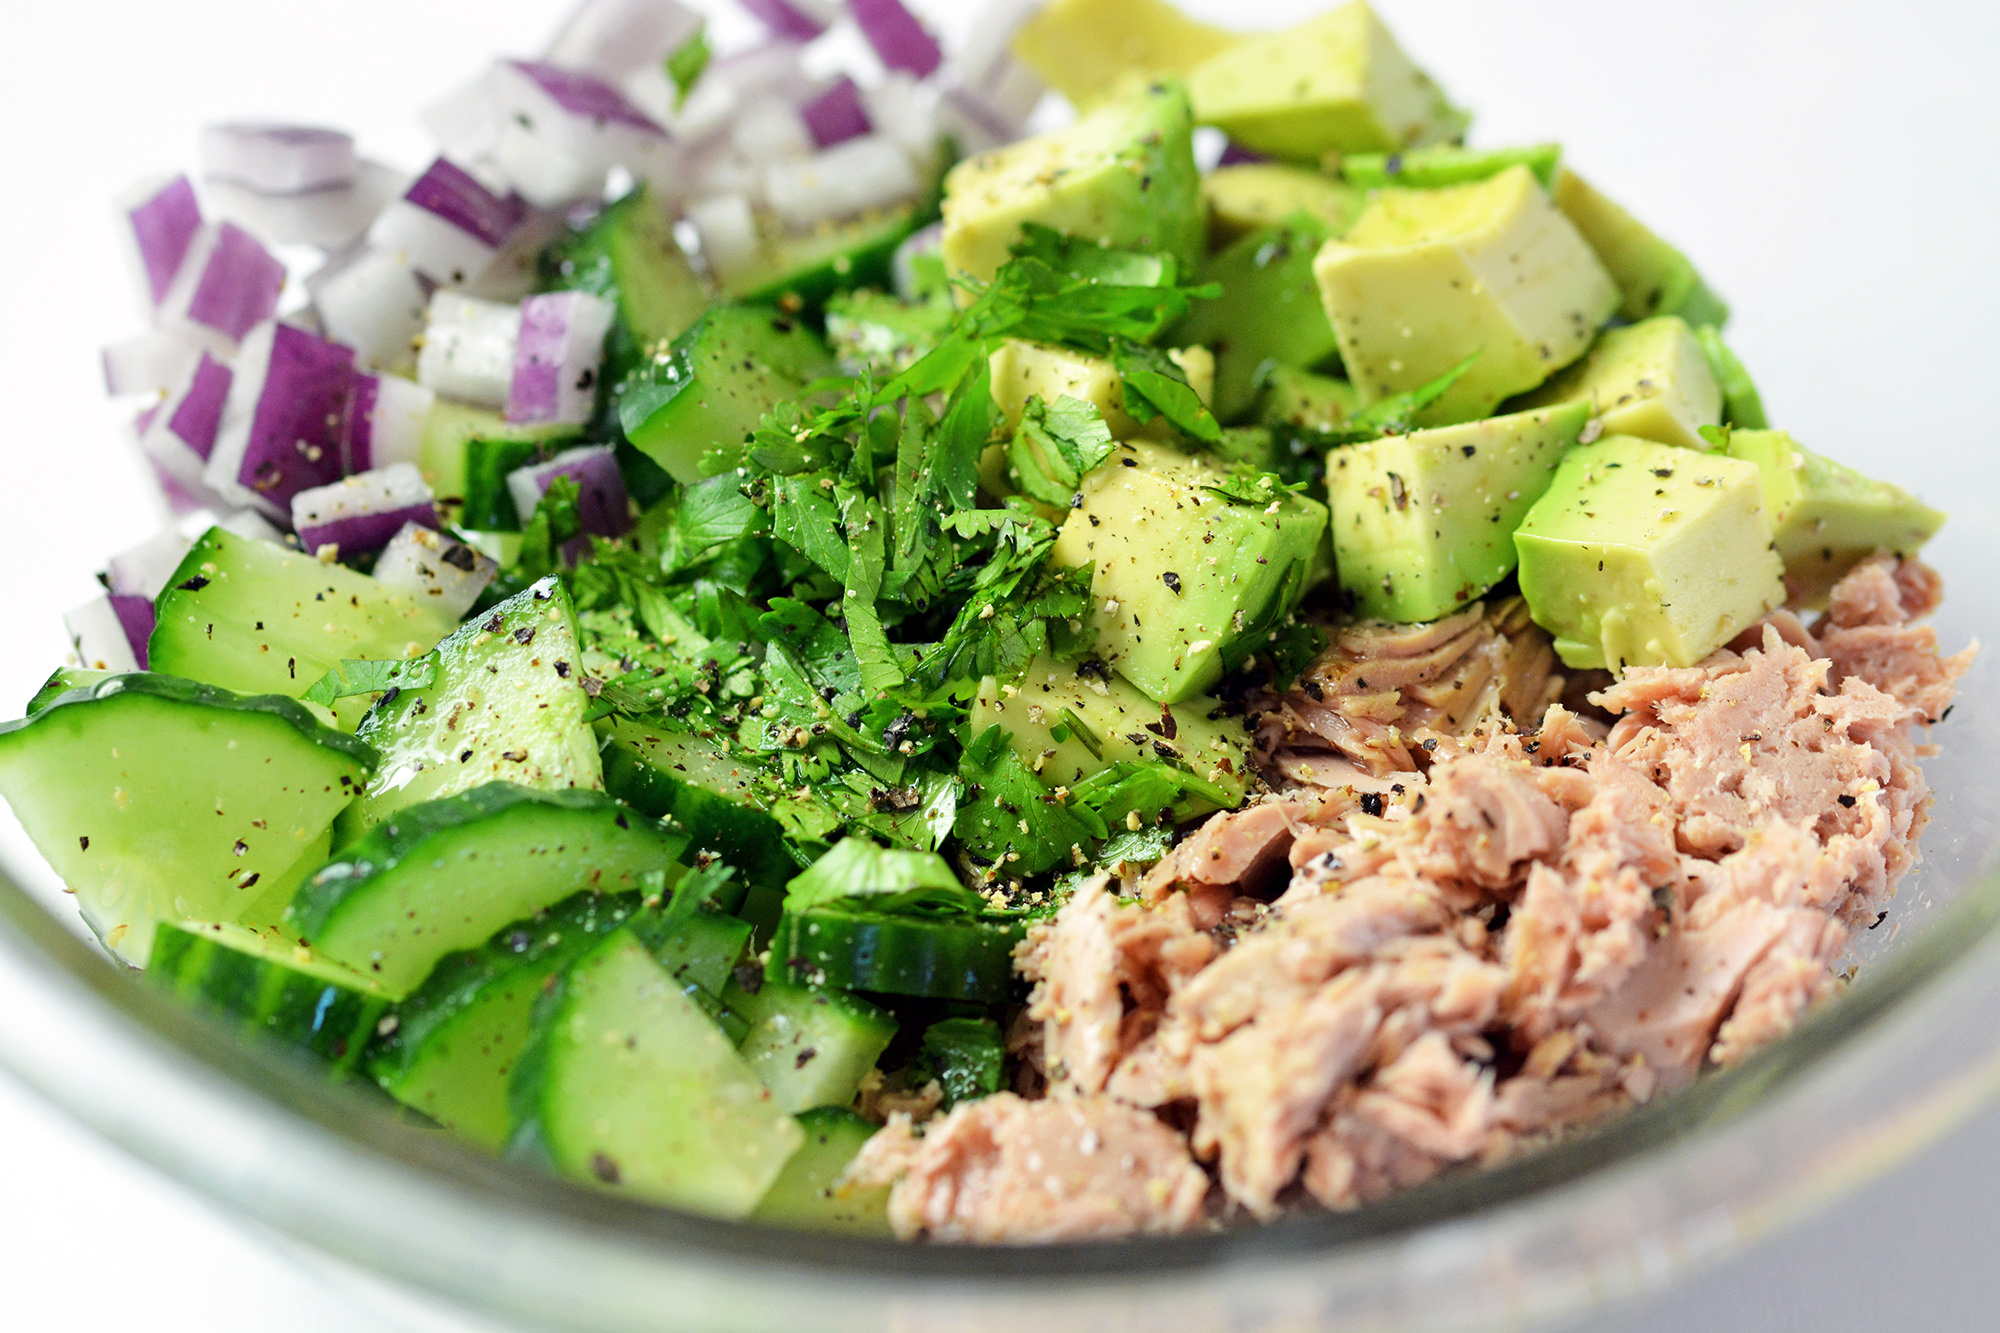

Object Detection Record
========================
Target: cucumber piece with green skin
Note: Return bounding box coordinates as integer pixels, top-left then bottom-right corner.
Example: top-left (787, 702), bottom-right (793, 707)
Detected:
top-left (724, 976), bottom-right (897, 1115)
top-left (290, 783), bottom-right (686, 998)
top-left (341, 577), bottom-right (601, 840)
top-left (919, 1016), bottom-right (1006, 1109)
top-left (724, 207), bottom-right (929, 316)
top-left (460, 437), bottom-right (545, 531)
top-left (1695, 326), bottom-right (1769, 430)
top-left (1341, 143), bottom-right (1564, 193)
top-left (771, 906), bottom-right (1025, 1004)
top-left (749, 1107), bottom-right (892, 1236)
top-left (150, 527), bottom-right (456, 722)
top-left (368, 889), bottom-right (650, 1149)
top-left (597, 717), bottom-right (799, 892)
top-left (617, 305), bottom-right (834, 485)
top-left (0, 673), bottom-right (374, 963)
top-left (418, 400), bottom-right (580, 506)
top-left (542, 186), bottom-right (710, 349)
top-left (26, 667), bottom-right (110, 714)
top-left (151, 920), bottom-right (389, 1075)
top-left (510, 930), bottom-right (803, 1216)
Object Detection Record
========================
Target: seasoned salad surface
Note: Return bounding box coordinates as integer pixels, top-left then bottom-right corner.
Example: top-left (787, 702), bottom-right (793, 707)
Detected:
top-left (4, 0), bottom-right (1971, 1242)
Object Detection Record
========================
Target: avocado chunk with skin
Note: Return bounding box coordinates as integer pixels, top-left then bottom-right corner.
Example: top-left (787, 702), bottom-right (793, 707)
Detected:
top-left (941, 80), bottom-right (1203, 289)
top-left (1174, 221), bottom-right (1343, 424)
top-left (1186, 1), bottom-right (1468, 163)
top-left (1012, 0), bottom-right (1237, 110)
top-left (1050, 440), bottom-right (1330, 703)
top-left (1328, 401), bottom-right (1590, 622)
top-left (1519, 316), bottom-right (1721, 451)
top-left (1514, 434), bottom-right (1783, 671)
top-left (971, 654), bottom-right (1249, 816)
top-left (1341, 143), bottom-right (1563, 193)
top-left (1313, 164), bottom-right (1618, 426)
top-left (1202, 164), bottom-right (1363, 249)
top-left (1553, 168), bottom-right (1729, 328)
top-left (1720, 429), bottom-right (1945, 610)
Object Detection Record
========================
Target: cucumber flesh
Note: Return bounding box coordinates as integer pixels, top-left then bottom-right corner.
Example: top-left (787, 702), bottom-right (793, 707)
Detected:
top-left (288, 784), bottom-right (686, 998)
top-left (342, 576), bottom-right (601, 840)
top-left (725, 976), bottom-right (897, 1115)
top-left (149, 527), bottom-right (456, 720)
top-left (749, 1107), bottom-right (893, 1236)
top-left (0, 673), bottom-right (373, 963)
top-left (512, 931), bottom-right (803, 1216)
top-left (150, 920), bottom-right (388, 1075)
top-left (26, 667), bottom-right (110, 714)
top-left (368, 889), bottom-right (648, 1149)
top-left (771, 905), bottom-right (1025, 1004)
top-left (597, 717), bottom-right (797, 892)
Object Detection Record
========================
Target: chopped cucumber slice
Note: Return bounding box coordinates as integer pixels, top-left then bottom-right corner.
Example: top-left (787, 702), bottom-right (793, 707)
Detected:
top-left (150, 527), bottom-right (455, 720)
top-left (288, 784), bottom-right (685, 998)
top-left (0, 673), bottom-right (373, 963)
top-left (150, 920), bottom-right (388, 1075)
top-left (919, 1016), bottom-right (1006, 1109)
top-left (725, 977), bottom-right (897, 1114)
top-left (26, 666), bottom-right (110, 714)
top-left (511, 931), bottom-right (803, 1216)
top-left (369, 889), bottom-right (649, 1149)
top-left (597, 717), bottom-right (798, 891)
top-left (749, 1107), bottom-right (893, 1236)
top-left (341, 576), bottom-right (601, 840)
top-left (772, 906), bottom-right (1025, 1004)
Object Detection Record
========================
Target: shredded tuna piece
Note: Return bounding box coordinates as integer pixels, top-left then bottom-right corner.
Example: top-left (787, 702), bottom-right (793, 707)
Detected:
top-left (844, 1094), bottom-right (1210, 1242)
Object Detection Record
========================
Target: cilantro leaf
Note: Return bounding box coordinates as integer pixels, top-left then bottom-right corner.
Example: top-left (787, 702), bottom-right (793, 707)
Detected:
top-left (301, 656), bottom-right (437, 706)
top-left (665, 22), bottom-right (710, 110)
top-left (1113, 341), bottom-right (1223, 441)
top-left (785, 835), bottom-right (983, 915)
top-left (1006, 394), bottom-right (1115, 505)
top-left (953, 724), bottom-right (1101, 878)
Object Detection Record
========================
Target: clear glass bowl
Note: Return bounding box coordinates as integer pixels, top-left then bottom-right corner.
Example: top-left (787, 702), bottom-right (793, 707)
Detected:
top-left (2, 3), bottom-right (1996, 1330)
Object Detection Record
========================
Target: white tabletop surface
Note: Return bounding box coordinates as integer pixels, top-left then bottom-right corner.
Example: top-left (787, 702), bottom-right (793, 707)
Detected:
top-left (2, 1), bottom-right (1997, 1329)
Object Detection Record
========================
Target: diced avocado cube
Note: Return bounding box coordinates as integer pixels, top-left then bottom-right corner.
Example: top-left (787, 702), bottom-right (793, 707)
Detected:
top-left (1050, 440), bottom-right (1330, 702)
top-left (1313, 164), bottom-right (1618, 425)
top-left (1260, 366), bottom-right (1361, 432)
top-left (1186, 1), bottom-right (1468, 163)
top-left (1174, 222), bottom-right (1343, 423)
top-left (982, 342), bottom-right (1217, 497)
top-left (1202, 164), bottom-right (1363, 249)
top-left (1694, 326), bottom-right (1768, 429)
top-left (941, 80), bottom-right (1203, 288)
top-left (1013, 0), bottom-right (1238, 109)
top-left (971, 653), bottom-right (1249, 815)
top-left (1342, 143), bottom-right (1563, 193)
top-left (1328, 401), bottom-right (1590, 623)
top-left (824, 288), bottom-right (953, 375)
top-left (1514, 435), bottom-right (1783, 671)
top-left (1519, 316), bottom-right (1721, 451)
top-left (1720, 429), bottom-right (1945, 610)
top-left (1553, 169), bottom-right (1729, 328)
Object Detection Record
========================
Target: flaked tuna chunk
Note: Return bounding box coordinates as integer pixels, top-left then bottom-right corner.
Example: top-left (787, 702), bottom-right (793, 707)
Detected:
top-left (844, 1094), bottom-right (1210, 1242)
top-left (1391, 752), bottom-right (1568, 890)
top-left (1141, 799), bottom-right (1305, 900)
top-left (1302, 1031), bottom-right (1496, 1209)
top-left (1826, 554), bottom-right (1943, 627)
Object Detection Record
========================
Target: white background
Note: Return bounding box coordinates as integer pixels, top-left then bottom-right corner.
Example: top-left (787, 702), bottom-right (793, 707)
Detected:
top-left (0, 0), bottom-right (1997, 1329)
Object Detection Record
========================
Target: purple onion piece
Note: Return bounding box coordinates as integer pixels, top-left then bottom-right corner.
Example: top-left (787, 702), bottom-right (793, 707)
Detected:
top-left (101, 328), bottom-right (204, 398)
top-left (1218, 140), bottom-right (1268, 168)
top-left (371, 523), bottom-right (498, 619)
top-left (802, 77), bottom-right (872, 150)
top-left (401, 158), bottom-right (532, 250)
top-left (849, 0), bottom-right (943, 79)
top-left (741, 0), bottom-right (829, 42)
top-left (205, 323), bottom-right (357, 519)
top-left (124, 176), bottom-right (202, 307)
top-left (292, 462), bottom-right (439, 556)
top-left (506, 61), bottom-right (667, 136)
top-left (344, 373), bottom-right (435, 472)
top-left (181, 224), bottom-right (288, 343)
top-left (63, 597), bottom-right (143, 673)
top-left (106, 530), bottom-right (195, 600)
top-left (170, 353), bottom-right (234, 463)
top-left (109, 596), bottom-right (157, 670)
top-left (508, 292), bottom-right (615, 426)
top-left (545, 0), bottom-right (705, 83)
top-left (507, 444), bottom-right (632, 544)
top-left (201, 123), bottom-right (356, 194)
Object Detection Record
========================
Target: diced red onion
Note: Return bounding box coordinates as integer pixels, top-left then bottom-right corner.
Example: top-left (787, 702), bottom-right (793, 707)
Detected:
top-left (102, 328), bottom-right (206, 398)
top-left (763, 135), bottom-right (921, 231)
top-left (371, 522), bottom-right (499, 620)
top-left (215, 509), bottom-right (287, 544)
top-left (859, 73), bottom-right (941, 170)
top-left (292, 462), bottom-right (439, 556)
top-left (969, 55), bottom-right (1046, 126)
top-left (507, 444), bottom-right (632, 542)
top-left (106, 530), bottom-right (195, 600)
top-left (144, 451), bottom-right (210, 517)
top-left (205, 160), bottom-right (406, 252)
top-left (117, 175), bottom-right (202, 310)
top-left (432, 61), bottom-right (674, 209)
top-left (461, 207), bottom-right (572, 302)
top-left (707, 42), bottom-right (815, 103)
top-left (1217, 139), bottom-right (1269, 168)
top-left (740, 0), bottom-right (836, 43)
top-left (507, 291), bottom-right (615, 426)
top-left (139, 351), bottom-right (234, 498)
top-left (802, 77), bottom-right (872, 150)
top-left (545, 0), bottom-right (704, 83)
top-left (848, 0), bottom-right (942, 79)
top-left (368, 158), bottom-right (532, 287)
top-left (65, 597), bottom-right (144, 674)
top-left (110, 596), bottom-right (157, 670)
top-left (308, 247), bottom-right (432, 375)
top-left (201, 123), bottom-right (356, 194)
top-left (933, 83), bottom-right (1023, 155)
top-left (730, 96), bottom-right (814, 163)
top-left (891, 220), bottom-right (942, 300)
top-left (416, 291), bottom-right (521, 410)
top-left (685, 193), bottom-right (762, 285)
top-left (345, 373), bottom-right (435, 472)
top-left (204, 322), bottom-right (357, 520)
top-left (951, 0), bottom-right (1046, 95)
top-left (157, 222), bottom-right (288, 350)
